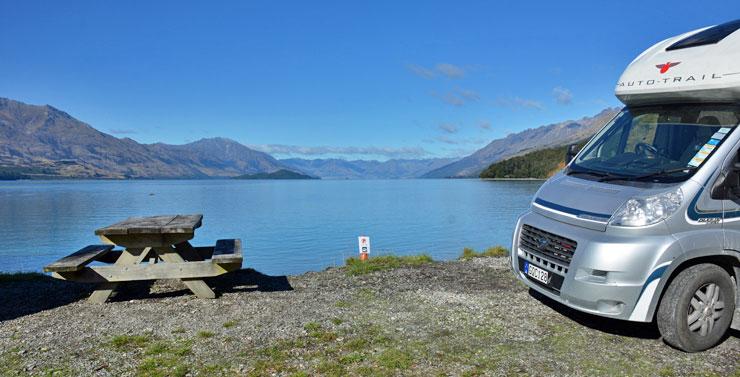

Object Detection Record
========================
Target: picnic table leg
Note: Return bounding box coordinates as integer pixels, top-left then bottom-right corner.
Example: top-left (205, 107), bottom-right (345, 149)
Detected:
top-left (155, 246), bottom-right (216, 299)
top-left (89, 247), bottom-right (150, 303)
top-left (88, 282), bottom-right (118, 304)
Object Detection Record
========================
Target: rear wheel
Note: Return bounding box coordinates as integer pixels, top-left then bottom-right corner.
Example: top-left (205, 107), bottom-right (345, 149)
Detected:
top-left (656, 263), bottom-right (735, 352)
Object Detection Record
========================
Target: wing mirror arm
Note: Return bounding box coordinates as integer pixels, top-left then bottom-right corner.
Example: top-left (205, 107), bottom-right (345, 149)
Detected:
top-left (565, 144), bottom-right (580, 164)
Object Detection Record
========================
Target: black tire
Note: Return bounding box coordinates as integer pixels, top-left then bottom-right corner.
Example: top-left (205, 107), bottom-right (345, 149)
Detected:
top-left (656, 263), bottom-right (736, 352)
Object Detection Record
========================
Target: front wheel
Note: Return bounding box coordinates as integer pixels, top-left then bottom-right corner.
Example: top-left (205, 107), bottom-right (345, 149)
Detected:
top-left (656, 263), bottom-right (736, 352)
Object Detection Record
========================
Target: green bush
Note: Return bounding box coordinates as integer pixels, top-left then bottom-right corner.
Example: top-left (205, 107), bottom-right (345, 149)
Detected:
top-left (459, 246), bottom-right (508, 260)
top-left (344, 254), bottom-right (434, 276)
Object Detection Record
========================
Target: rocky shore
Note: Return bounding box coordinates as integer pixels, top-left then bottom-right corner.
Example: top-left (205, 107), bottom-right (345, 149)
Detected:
top-left (0, 257), bottom-right (738, 376)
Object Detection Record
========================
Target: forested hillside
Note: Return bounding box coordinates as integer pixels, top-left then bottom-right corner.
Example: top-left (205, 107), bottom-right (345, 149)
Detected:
top-left (479, 140), bottom-right (588, 179)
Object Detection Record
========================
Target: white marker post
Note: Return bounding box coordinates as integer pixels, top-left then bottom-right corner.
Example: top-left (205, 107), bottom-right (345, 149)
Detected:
top-left (358, 236), bottom-right (370, 261)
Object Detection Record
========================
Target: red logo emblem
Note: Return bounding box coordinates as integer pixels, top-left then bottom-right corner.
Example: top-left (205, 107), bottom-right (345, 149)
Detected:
top-left (656, 62), bottom-right (681, 74)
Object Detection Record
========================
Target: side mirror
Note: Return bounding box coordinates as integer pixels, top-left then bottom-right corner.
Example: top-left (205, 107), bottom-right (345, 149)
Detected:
top-left (565, 144), bottom-right (580, 164)
top-left (711, 161), bottom-right (740, 200)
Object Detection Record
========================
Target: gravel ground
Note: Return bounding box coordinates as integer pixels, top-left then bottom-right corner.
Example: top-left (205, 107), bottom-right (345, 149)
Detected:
top-left (0, 257), bottom-right (738, 376)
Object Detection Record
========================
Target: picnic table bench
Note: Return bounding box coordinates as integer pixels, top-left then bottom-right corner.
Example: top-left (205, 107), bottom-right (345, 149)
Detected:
top-left (44, 214), bottom-right (243, 303)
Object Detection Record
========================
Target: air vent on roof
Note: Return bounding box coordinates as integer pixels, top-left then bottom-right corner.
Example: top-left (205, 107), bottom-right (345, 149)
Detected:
top-left (666, 19), bottom-right (740, 51)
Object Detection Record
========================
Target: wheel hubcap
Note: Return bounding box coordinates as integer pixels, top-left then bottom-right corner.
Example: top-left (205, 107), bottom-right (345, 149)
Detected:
top-left (687, 283), bottom-right (725, 337)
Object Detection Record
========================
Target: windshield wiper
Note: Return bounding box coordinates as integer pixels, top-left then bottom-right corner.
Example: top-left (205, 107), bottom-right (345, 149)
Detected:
top-left (598, 167), bottom-right (698, 182)
top-left (567, 168), bottom-right (629, 181)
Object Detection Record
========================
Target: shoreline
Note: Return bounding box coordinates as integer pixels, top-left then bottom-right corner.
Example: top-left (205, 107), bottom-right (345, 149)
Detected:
top-left (1, 257), bottom-right (737, 376)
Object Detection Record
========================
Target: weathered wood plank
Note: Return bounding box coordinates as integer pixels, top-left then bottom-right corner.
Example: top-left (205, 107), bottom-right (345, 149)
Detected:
top-left (95, 214), bottom-right (203, 236)
top-left (99, 233), bottom-right (194, 249)
top-left (88, 282), bottom-right (117, 304)
top-left (155, 246), bottom-right (216, 299)
top-left (57, 261), bottom-right (232, 283)
top-left (162, 215), bottom-right (203, 234)
top-left (212, 239), bottom-right (243, 265)
top-left (43, 245), bottom-right (114, 272)
top-left (86, 248), bottom-right (150, 303)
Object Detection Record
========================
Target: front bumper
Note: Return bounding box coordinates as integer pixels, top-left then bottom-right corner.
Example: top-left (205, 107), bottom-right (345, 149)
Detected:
top-left (511, 210), bottom-right (680, 322)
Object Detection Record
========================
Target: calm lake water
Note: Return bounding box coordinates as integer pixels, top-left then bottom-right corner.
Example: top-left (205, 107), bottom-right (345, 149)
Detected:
top-left (0, 179), bottom-right (542, 276)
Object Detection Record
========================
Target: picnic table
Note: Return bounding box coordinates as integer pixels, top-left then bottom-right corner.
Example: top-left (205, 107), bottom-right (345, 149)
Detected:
top-left (44, 214), bottom-right (243, 303)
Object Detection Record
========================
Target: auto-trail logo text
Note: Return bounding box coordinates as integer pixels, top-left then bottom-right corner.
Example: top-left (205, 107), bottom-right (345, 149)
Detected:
top-left (617, 73), bottom-right (724, 88)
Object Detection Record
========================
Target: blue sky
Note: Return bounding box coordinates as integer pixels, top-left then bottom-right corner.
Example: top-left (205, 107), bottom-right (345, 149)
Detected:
top-left (2, 1), bottom-right (740, 160)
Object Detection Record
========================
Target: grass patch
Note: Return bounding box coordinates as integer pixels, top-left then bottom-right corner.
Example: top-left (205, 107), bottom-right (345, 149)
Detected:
top-left (0, 272), bottom-right (49, 282)
top-left (458, 246), bottom-right (508, 260)
top-left (145, 340), bottom-right (192, 357)
top-left (316, 360), bottom-right (345, 376)
top-left (304, 322), bottom-right (337, 342)
top-left (377, 348), bottom-right (413, 369)
top-left (108, 335), bottom-right (194, 376)
top-left (344, 254), bottom-right (434, 276)
top-left (137, 356), bottom-right (189, 377)
top-left (223, 320), bottom-right (239, 328)
top-left (111, 334), bottom-right (152, 349)
top-left (197, 330), bottom-right (215, 339)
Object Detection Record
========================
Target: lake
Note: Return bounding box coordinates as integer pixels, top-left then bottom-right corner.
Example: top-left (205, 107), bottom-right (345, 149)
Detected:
top-left (0, 179), bottom-right (542, 276)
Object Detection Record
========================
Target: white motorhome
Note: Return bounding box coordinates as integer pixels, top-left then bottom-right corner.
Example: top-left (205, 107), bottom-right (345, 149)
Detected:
top-left (511, 20), bottom-right (740, 352)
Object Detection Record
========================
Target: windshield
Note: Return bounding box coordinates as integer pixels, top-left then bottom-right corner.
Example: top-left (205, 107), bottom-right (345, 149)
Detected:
top-left (569, 104), bottom-right (740, 183)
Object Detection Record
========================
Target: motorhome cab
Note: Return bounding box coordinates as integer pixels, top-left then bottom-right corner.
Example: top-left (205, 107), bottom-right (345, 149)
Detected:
top-left (512, 20), bottom-right (740, 352)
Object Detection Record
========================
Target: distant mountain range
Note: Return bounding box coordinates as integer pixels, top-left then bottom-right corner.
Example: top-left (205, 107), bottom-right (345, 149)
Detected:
top-left (0, 98), bottom-right (283, 178)
top-left (280, 158), bottom-right (456, 179)
top-left (423, 107), bottom-right (621, 178)
top-left (0, 97), bottom-right (620, 179)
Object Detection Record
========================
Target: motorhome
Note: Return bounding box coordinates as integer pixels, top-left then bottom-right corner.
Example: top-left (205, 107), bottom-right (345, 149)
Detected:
top-left (512, 19), bottom-right (740, 352)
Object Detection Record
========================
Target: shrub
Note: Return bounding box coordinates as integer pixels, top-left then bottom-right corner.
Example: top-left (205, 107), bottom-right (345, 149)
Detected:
top-left (458, 246), bottom-right (508, 260)
top-left (344, 254), bottom-right (434, 276)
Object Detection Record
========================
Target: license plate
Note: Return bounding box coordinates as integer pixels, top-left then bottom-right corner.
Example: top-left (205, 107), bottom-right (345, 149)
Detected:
top-left (524, 262), bottom-right (550, 285)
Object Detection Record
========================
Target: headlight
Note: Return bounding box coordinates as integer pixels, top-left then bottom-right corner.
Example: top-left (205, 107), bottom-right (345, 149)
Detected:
top-left (609, 188), bottom-right (683, 227)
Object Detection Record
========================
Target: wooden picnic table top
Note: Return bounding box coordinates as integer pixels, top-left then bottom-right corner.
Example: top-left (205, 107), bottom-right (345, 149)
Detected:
top-left (94, 214), bottom-right (203, 236)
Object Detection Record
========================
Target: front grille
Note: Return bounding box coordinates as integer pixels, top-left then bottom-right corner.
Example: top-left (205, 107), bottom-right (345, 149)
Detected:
top-left (519, 224), bottom-right (577, 266)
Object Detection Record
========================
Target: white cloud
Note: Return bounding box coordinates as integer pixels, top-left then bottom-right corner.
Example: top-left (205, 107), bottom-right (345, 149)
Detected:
top-left (251, 144), bottom-right (431, 159)
top-left (552, 86), bottom-right (573, 105)
top-left (434, 136), bottom-right (486, 145)
top-left (433, 88), bottom-right (480, 107)
top-left (458, 89), bottom-right (480, 101)
top-left (493, 96), bottom-right (544, 111)
top-left (434, 92), bottom-right (464, 107)
top-left (435, 63), bottom-right (465, 78)
top-left (406, 64), bottom-right (436, 79)
top-left (438, 123), bottom-right (459, 134)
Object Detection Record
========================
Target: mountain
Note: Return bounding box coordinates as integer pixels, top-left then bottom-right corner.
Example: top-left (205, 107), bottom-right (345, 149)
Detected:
top-left (233, 169), bottom-right (319, 180)
top-left (0, 97), bottom-right (284, 178)
top-left (280, 157), bottom-right (457, 179)
top-left (0, 97), bottom-right (453, 179)
top-left (148, 138), bottom-right (285, 178)
top-left (422, 107), bottom-right (621, 178)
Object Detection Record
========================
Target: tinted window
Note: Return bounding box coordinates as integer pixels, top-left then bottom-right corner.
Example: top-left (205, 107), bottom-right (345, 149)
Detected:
top-left (666, 19), bottom-right (740, 51)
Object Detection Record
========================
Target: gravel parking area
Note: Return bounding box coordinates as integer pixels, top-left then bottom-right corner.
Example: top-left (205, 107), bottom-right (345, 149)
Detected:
top-left (0, 257), bottom-right (738, 376)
